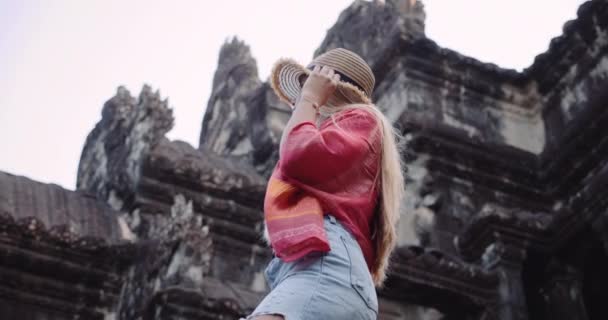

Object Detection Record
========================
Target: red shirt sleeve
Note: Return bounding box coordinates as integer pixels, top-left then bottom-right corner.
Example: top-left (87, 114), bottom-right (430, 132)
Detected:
top-left (279, 108), bottom-right (380, 185)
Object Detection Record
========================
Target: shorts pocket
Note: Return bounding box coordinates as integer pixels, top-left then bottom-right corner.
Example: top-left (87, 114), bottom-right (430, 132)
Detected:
top-left (264, 257), bottom-right (280, 289)
top-left (266, 251), bottom-right (325, 290)
top-left (340, 235), bottom-right (378, 315)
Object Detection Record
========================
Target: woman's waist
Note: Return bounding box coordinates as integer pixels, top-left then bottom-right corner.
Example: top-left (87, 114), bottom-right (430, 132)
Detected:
top-left (323, 213), bottom-right (352, 239)
top-left (270, 214), bottom-right (359, 255)
top-left (324, 214), bottom-right (373, 262)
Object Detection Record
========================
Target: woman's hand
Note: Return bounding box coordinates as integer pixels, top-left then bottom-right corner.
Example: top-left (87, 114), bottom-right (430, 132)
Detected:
top-left (280, 66), bottom-right (338, 155)
top-left (297, 65), bottom-right (340, 108)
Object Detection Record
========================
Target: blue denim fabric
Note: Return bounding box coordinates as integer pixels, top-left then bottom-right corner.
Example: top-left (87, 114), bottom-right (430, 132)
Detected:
top-left (243, 214), bottom-right (378, 320)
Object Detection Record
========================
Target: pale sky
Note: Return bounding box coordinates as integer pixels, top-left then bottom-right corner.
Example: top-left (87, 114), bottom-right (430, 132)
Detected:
top-left (0, 0), bottom-right (585, 190)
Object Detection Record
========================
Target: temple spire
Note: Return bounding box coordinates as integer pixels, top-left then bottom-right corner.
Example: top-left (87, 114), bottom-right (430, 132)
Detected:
top-left (374, 0), bottom-right (426, 35)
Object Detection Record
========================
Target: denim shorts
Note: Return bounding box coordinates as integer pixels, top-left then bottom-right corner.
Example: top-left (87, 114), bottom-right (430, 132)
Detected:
top-left (242, 214), bottom-right (378, 320)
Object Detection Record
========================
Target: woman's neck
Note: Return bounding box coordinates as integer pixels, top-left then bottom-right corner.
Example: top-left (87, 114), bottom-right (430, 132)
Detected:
top-left (316, 114), bottom-right (330, 127)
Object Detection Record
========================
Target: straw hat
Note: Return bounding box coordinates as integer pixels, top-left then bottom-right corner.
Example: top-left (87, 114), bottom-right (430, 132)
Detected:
top-left (270, 48), bottom-right (375, 106)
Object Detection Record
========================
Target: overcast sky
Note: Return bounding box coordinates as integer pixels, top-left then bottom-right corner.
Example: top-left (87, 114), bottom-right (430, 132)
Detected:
top-left (0, 0), bottom-right (585, 190)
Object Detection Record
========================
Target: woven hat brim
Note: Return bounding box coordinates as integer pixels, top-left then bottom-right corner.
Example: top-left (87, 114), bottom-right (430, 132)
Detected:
top-left (270, 58), bottom-right (372, 106)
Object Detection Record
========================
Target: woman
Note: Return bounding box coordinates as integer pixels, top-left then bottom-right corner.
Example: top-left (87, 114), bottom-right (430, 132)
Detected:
top-left (244, 48), bottom-right (405, 320)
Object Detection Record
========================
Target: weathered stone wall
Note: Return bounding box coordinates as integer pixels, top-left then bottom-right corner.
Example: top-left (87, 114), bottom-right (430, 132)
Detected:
top-left (0, 171), bottom-right (134, 319)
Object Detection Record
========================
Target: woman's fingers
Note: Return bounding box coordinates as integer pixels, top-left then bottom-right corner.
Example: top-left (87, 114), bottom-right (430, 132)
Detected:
top-left (319, 65), bottom-right (327, 76)
top-left (317, 65), bottom-right (337, 81)
top-left (311, 65), bottom-right (340, 79)
top-left (308, 65), bottom-right (338, 86)
top-left (300, 65), bottom-right (340, 107)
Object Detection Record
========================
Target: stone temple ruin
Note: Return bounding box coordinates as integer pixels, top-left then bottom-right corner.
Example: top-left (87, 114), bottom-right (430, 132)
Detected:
top-left (1, 0), bottom-right (607, 319)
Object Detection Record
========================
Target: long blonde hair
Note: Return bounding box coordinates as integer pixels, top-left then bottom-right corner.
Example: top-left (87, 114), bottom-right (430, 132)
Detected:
top-left (320, 88), bottom-right (406, 287)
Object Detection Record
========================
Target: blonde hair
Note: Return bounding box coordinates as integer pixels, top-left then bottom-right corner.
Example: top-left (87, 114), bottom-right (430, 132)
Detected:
top-left (320, 89), bottom-right (406, 288)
